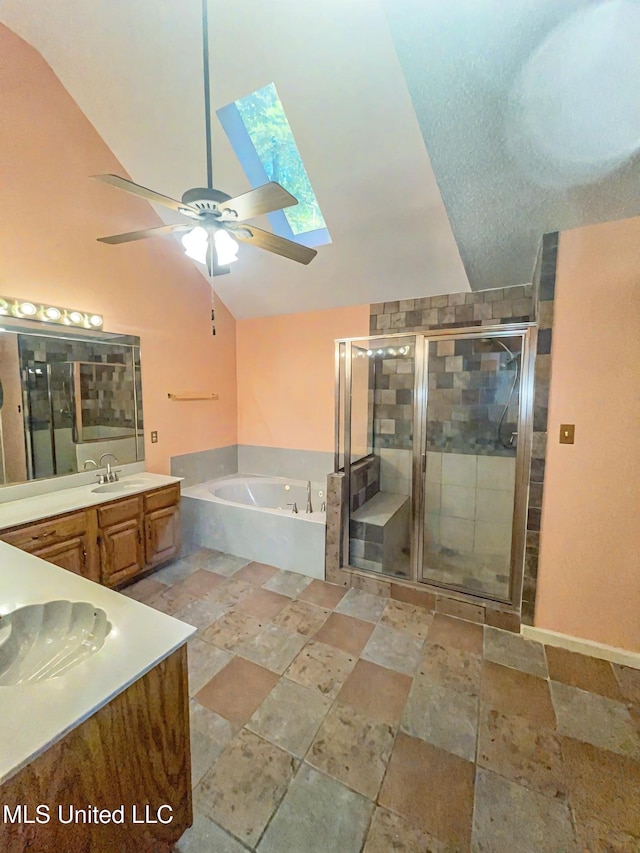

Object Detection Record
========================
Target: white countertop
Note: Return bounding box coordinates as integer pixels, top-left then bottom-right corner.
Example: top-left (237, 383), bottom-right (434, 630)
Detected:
top-left (0, 541), bottom-right (195, 785)
top-left (0, 471), bottom-right (182, 529)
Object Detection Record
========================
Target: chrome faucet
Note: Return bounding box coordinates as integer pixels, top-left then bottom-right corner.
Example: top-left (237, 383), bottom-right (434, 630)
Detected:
top-left (83, 459), bottom-right (98, 471)
top-left (287, 502), bottom-right (298, 514)
top-left (306, 480), bottom-right (313, 514)
top-left (98, 453), bottom-right (120, 484)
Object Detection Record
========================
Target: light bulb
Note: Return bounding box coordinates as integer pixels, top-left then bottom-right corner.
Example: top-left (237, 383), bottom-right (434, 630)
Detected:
top-left (19, 302), bottom-right (37, 316)
top-left (45, 307), bottom-right (61, 321)
top-left (214, 229), bottom-right (239, 266)
top-left (69, 311), bottom-right (83, 324)
top-left (89, 315), bottom-right (103, 327)
top-left (181, 226), bottom-right (209, 264)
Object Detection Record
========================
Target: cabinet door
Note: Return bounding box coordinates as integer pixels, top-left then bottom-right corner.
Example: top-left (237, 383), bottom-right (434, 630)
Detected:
top-left (145, 505), bottom-right (180, 568)
top-left (100, 518), bottom-right (145, 588)
top-left (32, 536), bottom-right (90, 579)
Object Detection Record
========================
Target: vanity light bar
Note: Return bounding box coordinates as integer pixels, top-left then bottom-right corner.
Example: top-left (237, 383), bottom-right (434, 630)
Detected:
top-left (0, 296), bottom-right (103, 330)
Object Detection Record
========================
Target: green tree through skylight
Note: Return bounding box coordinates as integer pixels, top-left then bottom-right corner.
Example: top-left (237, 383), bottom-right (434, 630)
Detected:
top-left (235, 83), bottom-right (326, 236)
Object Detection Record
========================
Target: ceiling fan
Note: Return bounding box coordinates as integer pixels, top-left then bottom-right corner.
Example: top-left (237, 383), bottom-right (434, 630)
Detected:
top-left (92, 1), bottom-right (317, 275)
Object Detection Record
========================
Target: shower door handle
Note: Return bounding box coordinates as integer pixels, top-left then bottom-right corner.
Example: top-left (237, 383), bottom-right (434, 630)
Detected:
top-left (421, 453), bottom-right (427, 474)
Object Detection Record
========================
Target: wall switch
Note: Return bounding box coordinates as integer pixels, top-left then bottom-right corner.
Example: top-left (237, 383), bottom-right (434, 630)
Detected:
top-left (151, 431), bottom-right (158, 443)
top-left (559, 424), bottom-right (575, 444)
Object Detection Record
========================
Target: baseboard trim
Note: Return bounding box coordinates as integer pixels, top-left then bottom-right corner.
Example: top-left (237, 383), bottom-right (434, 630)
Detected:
top-left (522, 625), bottom-right (640, 670)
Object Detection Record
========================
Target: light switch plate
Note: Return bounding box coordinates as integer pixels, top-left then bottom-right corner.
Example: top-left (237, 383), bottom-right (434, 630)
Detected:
top-left (559, 424), bottom-right (575, 444)
top-left (151, 431), bottom-right (158, 443)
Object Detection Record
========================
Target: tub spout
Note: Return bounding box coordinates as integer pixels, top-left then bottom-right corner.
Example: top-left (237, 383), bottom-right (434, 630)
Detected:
top-left (306, 480), bottom-right (313, 514)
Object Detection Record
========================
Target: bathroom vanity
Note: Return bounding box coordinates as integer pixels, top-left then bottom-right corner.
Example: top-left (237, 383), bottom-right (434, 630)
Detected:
top-left (0, 534), bottom-right (195, 852)
top-left (0, 474), bottom-right (181, 588)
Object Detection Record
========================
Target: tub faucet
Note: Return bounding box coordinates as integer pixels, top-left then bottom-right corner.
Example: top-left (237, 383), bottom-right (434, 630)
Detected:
top-left (287, 502), bottom-right (298, 514)
top-left (306, 480), bottom-right (313, 514)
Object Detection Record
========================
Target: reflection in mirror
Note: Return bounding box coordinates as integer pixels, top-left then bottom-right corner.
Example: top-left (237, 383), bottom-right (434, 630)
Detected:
top-left (0, 320), bottom-right (144, 486)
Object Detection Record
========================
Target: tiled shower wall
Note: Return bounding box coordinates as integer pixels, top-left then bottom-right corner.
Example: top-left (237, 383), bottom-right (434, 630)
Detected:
top-left (369, 285), bottom-right (532, 457)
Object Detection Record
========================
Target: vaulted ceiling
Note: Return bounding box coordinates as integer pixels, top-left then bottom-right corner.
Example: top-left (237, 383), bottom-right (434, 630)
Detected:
top-left (2, 0), bottom-right (639, 318)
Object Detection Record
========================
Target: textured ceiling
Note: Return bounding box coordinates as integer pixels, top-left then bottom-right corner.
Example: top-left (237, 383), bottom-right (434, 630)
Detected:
top-left (382, 0), bottom-right (640, 290)
top-left (2, 0), bottom-right (639, 313)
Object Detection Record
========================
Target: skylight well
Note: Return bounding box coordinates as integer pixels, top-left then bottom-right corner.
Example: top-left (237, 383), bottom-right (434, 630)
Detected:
top-left (217, 83), bottom-right (330, 247)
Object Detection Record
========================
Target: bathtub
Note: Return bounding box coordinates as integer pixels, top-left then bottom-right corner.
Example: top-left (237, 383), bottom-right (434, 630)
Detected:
top-left (180, 476), bottom-right (327, 579)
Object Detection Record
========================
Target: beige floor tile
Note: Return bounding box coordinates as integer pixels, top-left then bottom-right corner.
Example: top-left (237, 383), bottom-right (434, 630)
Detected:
top-left (361, 623), bottom-right (424, 676)
top-left (334, 588), bottom-right (387, 622)
top-left (471, 768), bottom-right (577, 853)
top-left (402, 677), bottom-right (478, 761)
top-left (247, 678), bottom-right (331, 757)
top-left (363, 806), bottom-right (449, 853)
top-left (419, 641), bottom-right (482, 695)
top-left (190, 700), bottom-right (234, 786)
top-left (256, 763), bottom-right (372, 853)
top-left (285, 640), bottom-right (356, 699)
top-left (307, 702), bottom-right (395, 799)
top-left (201, 609), bottom-right (264, 652)
top-left (484, 626), bottom-right (548, 678)
top-left (263, 570), bottom-right (313, 598)
top-left (426, 612), bottom-right (484, 655)
top-left (477, 706), bottom-right (566, 800)
top-left (232, 587), bottom-right (290, 620)
top-left (271, 599), bottom-right (330, 636)
top-left (195, 729), bottom-right (297, 847)
top-left (380, 599), bottom-right (433, 639)
top-left (187, 638), bottom-right (233, 695)
top-left (236, 623), bottom-right (307, 674)
top-left (233, 561), bottom-right (280, 586)
top-left (551, 681), bottom-right (640, 760)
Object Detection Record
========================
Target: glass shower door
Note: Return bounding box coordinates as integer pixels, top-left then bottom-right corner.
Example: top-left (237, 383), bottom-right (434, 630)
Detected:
top-left (420, 332), bottom-right (526, 600)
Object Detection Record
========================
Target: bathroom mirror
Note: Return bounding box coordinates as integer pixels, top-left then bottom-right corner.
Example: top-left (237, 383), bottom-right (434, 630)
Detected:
top-left (0, 317), bottom-right (144, 486)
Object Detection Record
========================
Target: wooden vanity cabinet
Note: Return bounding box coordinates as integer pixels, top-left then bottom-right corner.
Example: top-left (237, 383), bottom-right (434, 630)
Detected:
top-left (0, 510), bottom-right (99, 583)
top-left (144, 484), bottom-right (181, 568)
top-left (97, 497), bottom-right (145, 588)
top-left (0, 483), bottom-right (181, 589)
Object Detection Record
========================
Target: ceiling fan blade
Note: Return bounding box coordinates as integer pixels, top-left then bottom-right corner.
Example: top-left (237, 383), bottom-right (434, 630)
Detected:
top-left (92, 174), bottom-right (201, 216)
top-left (97, 224), bottom-right (188, 244)
top-left (219, 182), bottom-right (298, 221)
top-left (233, 225), bottom-right (317, 265)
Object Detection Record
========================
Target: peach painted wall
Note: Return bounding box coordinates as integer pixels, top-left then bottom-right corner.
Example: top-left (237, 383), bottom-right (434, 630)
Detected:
top-left (0, 25), bottom-right (237, 475)
top-left (236, 305), bottom-right (370, 452)
top-left (535, 216), bottom-right (640, 652)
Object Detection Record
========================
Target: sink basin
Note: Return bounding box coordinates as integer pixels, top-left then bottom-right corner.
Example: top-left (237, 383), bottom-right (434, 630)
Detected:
top-left (91, 478), bottom-right (151, 494)
top-left (0, 600), bottom-right (111, 686)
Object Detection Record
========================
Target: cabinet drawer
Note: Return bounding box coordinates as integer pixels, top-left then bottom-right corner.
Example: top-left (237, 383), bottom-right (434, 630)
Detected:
top-left (97, 496), bottom-right (142, 528)
top-left (0, 512), bottom-right (87, 553)
top-left (144, 484), bottom-right (180, 513)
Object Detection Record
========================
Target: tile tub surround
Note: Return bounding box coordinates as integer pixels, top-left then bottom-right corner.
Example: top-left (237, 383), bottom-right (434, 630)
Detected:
top-left (0, 541), bottom-right (194, 785)
top-left (126, 550), bottom-right (640, 852)
top-left (171, 445), bottom-right (239, 488)
top-left (238, 446), bottom-right (335, 484)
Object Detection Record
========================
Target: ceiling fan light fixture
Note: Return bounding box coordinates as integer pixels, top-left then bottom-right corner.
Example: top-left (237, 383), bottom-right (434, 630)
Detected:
top-left (181, 226), bottom-right (209, 264)
top-left (214, 229), bottom-right (239, 266)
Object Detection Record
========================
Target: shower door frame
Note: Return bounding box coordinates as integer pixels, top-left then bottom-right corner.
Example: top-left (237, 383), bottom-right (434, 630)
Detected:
top-left (336, 322), bottom-right (536, 611)
top-left (412, 323), bottom-right (536, 609)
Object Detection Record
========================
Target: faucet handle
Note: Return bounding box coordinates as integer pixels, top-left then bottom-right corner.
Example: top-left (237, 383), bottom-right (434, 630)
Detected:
top-left (286, 502), bottom-right (299, 514)
top-left (111, 469), bottom-right (122, 482)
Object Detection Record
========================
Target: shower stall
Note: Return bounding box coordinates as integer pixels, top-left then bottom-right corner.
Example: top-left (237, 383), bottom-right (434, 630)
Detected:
top-left (335, 325), bottom-right (535, 607)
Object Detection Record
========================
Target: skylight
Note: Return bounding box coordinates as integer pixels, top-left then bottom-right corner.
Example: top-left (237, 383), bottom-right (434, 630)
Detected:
top-left (217, 83), bottom-right (330, 247)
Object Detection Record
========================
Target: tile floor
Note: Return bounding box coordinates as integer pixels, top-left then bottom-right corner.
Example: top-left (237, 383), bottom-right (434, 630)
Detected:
top-left (123, 548), bottom-right (640, 852)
